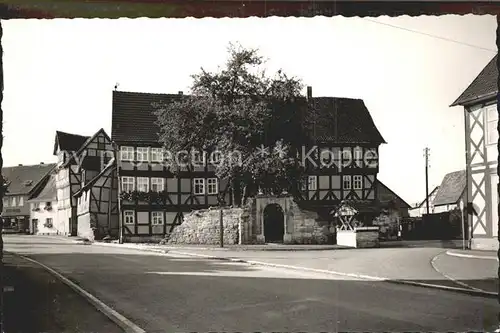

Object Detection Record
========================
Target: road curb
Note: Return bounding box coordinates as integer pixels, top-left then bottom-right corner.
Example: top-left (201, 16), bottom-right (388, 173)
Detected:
top-left (430, 252), bottom-right (497, 297)
top-left (446, 250), bottom-right (498, 260)
top-left (92, 242), bottom-right (497, 299)
top-left (166, 250), bottom-right (498, 299)
top-left (6, 252), bottom-right (146, 333)
top-left (92, 242), bottom-right (344, 252)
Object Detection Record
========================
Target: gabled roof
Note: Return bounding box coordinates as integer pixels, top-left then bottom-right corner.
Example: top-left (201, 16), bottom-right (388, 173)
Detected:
top-left (112, 91), bottom-right (184, 143)
top-left (303, 97), bottom-right (386, 144)
top-left (451, 54), bottom-right (498, 107)
top-left (111, 90), bottom-right (386, 145)
top-left (376, 179), bottom-right (412, 210)
top-left (53, 131), bottom-right (90, 155)
top-left (61, 128), bottom-right (112, 169)
top-left (433, 170), bottom-right (466, 206)
top-left (28, 174), bottom-right (56, 202)
top-left (414, 185), bottom-right (440, 208)
top-left (2, 163), bottom-right (56, 195)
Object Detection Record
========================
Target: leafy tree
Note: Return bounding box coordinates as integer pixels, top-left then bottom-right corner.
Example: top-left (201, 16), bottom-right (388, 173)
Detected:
top-left (154, 42), bottom-right (308, 207)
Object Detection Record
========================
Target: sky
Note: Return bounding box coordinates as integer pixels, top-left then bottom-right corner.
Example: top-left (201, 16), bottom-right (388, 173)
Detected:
top-left (2, 15), bottom-right (497, 206)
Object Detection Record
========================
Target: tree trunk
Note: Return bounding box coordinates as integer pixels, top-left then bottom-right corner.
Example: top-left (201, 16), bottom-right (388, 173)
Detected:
top-left (231, 178), bottom-right (242, 207)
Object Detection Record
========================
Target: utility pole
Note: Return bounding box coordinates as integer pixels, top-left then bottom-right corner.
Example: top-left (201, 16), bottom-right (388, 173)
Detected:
top-left (423, 147), bottom-right (430, 215)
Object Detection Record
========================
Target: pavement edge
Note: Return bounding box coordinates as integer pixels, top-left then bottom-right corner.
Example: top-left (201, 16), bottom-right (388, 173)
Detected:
top-left (92, 242), bottom-right (498, 299)
top-left (5, 251), bottom-right (146, 333)
top-left (446, 250), bottom-right (498, 260)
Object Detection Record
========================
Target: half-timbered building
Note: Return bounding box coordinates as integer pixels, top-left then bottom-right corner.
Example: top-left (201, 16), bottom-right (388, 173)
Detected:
top-left (111, 87), bottom-right (386, 242)
top-left (73, 157), bottom-right (119, 241)
top-left (295, 88), bottom-right (386, 221)
top-left (112, 91), bottom-right (231, 242)
top-left (451, 54), bottom-right (498, 250)
top-left (53, 129), bottom-right (116, 238)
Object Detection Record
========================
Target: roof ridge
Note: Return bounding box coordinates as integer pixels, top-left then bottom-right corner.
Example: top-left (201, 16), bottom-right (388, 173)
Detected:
top-left (3, 163), bottom-right (56, 168)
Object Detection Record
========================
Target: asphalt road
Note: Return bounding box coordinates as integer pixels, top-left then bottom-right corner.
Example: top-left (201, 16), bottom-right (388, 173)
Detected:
top-left (4, 235), bottom-right (500, 332)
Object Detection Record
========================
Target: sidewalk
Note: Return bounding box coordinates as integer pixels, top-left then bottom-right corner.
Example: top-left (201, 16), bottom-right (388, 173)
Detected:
top-left (2, 252), bottom-right (123, 333)
top-left (432, 250), bottom-right (498, 294)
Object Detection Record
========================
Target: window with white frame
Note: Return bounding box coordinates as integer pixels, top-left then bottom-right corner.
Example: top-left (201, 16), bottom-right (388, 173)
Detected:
top-left (150, 148), bottom-right (164, 162)
top-left (353, 175), bottom-right (362, 189)
top-left (136, 147), bottom-right (149, 162)
top-left (18, 197), bottom-right (24, 206)
top-left (342, 175), bottom-right (352, 190)
top-left (193, 178), bottom-right (205, 195)
top-left (10, 197), bottom-right (16, 206)
top-left (136, 177), bottom-right (149, 192)
top-left (124, 210), bottom-right (135, 225)
top-left (486, 105), bottom-right (499, 145)
top-left (121, 176), bottom-right (135, 192)
top-left (308, 176), bottom-right (317, 191)
top-left (120, 146), bottom-right (134, 161)
top-left (151, 211), bottom-right (164, 225)
top-left (151, 178), bottom-right (165, 192)
top-left (207, 178), bottom-right (218, 194)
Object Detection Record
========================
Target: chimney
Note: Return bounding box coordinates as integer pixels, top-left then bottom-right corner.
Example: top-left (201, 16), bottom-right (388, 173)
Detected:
top-left (40, 162), bottom-right (44, 165)
top-left (178, 91), bottom-right (183, 95)
top-left (306, 86), bottom-right (312, 100)
top-left (18, 164), bottom-right (22, 166)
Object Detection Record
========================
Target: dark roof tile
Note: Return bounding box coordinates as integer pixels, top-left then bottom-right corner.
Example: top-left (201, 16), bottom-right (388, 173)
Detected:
top-left (28, 174), bottom-right (56, 202)
top-left (112, 91), bottom-right (183, 143)
top-left (54, 131), bottom-right (90, 155)
top-left (376, 179), bottom-right (411, 210)
top-left (451, 54), bottom-right (498, 107)
top-left (112, 90), bottom-right (386, 145)
top-left (2, 163), bottom-right (56, 195)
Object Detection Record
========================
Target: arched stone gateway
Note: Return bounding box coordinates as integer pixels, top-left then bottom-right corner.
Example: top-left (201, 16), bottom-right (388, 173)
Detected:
top-left (263, 203), bottom-right (285, 243)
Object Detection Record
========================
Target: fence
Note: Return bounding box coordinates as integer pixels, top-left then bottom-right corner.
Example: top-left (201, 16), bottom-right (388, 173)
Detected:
top-left (400, 210), bottom-right (466, 240)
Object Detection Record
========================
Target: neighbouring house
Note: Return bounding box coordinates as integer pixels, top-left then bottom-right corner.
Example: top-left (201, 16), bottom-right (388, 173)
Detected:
top-left (110, 87), bottom-right (387, 243)
top-left (27, 174), bottom-right (60, 235)
top-left (376, 180), bottom-right (412, 218)
top-left (54, 130), bottom-right (90, 236)
top-left (451, 53), bottom-right (498, 251)
top-left (73, 156), bottom-right (119, 241)
top-left (409, 186), bottom-right (440, 217)
top-left (432, 170), bottom-right (466, 214)
top-left (53, 129), bottom-right (117, 239)
top-left (1, 163), bottom-right (56, 233)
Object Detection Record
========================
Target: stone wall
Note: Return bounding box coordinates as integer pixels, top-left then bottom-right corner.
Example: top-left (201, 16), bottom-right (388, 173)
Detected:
top-left (285, 199), bottom-right (331, 244)
top-left (164, 195), bottom-right (342, 245)
top-left (167, 207), bottom-right (244, 245)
